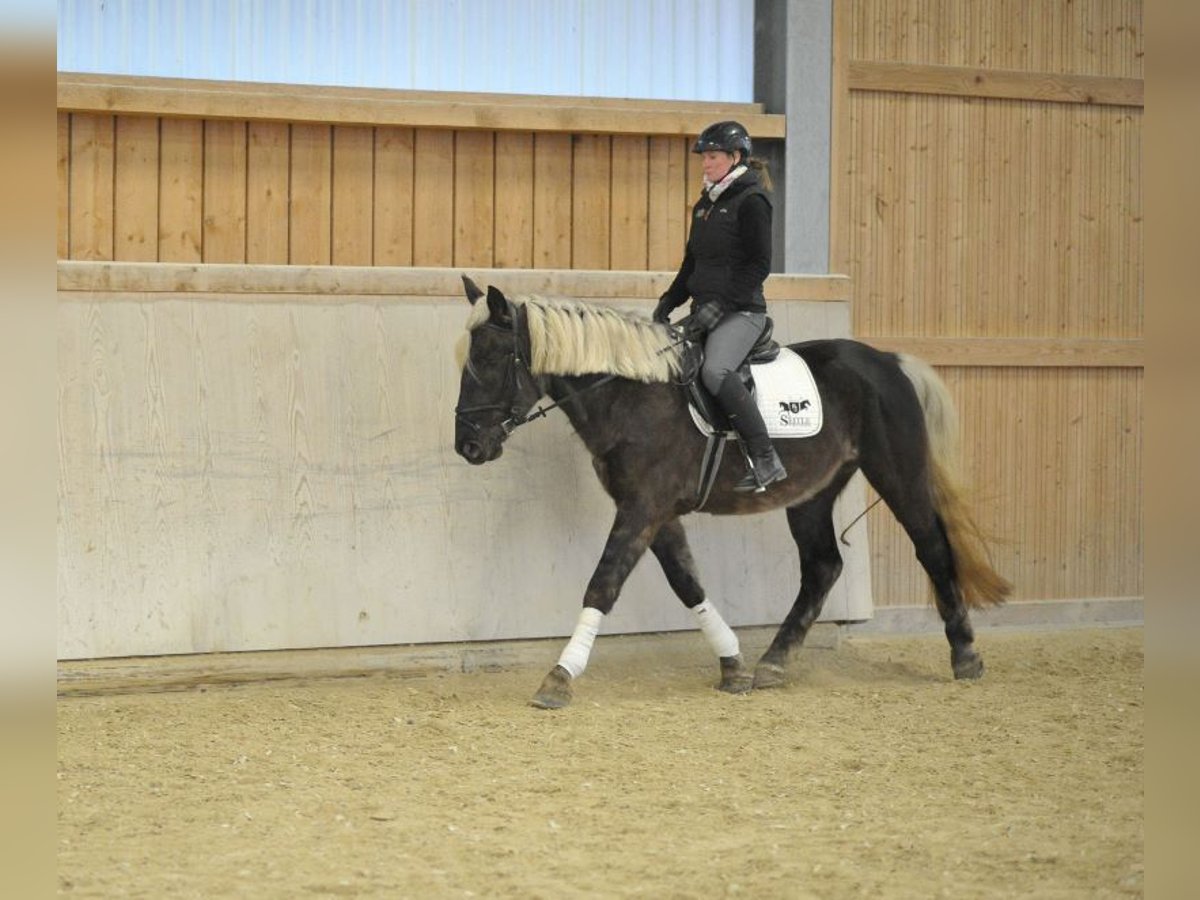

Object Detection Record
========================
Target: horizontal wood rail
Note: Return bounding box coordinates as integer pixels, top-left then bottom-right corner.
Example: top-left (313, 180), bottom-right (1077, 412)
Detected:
top-left (60, 72), bottom-right (772, 112)
top-left (867, 336), bottom-right (1143, 368)
top-left (57, 72), bottom-right (787, 138)
top-left (57, 262), bottom-right (850, 303)
top-left (848, 61), bottom-right (1144, 108)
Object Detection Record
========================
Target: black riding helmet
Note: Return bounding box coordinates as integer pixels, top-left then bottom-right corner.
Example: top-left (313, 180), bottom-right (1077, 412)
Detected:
top-left (692, 121), bottom-right (752, 161)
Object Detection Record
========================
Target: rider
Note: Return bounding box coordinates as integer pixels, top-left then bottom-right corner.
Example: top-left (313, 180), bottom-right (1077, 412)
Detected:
top-left (654, 120), bottom-right (788, 492)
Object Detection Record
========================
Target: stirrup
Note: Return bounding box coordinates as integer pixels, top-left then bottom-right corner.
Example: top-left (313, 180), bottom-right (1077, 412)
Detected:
top-left (733, 469), bottom-right (766, 493)
top-left (733, 451), bottom-right (787, 493)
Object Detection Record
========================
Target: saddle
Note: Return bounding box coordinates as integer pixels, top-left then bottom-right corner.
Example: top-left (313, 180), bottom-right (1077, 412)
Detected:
top-left (677, 316), bottom-right (781, 433)
top-left (673, 319), bottom-right (822, 509)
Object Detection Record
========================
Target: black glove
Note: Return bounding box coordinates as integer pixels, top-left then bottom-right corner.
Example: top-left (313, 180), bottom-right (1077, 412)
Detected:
top-left (652, 294), bottom-right (677, 324)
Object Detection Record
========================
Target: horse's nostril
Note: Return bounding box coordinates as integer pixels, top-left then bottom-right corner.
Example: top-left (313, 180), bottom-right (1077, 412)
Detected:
top-left (460, 440), bottom-right (483, 462)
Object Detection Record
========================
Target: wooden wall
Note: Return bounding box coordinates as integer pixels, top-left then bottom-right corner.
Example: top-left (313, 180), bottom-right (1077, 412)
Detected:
top-left (835, 0), bottom-right (1143, 606)
top-left (56, 74), bottom-right (785, 272)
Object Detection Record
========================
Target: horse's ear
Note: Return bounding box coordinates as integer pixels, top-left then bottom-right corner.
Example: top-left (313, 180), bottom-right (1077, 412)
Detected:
top-left (461, 274), bottom-right (484, 305)
top-left (486, 285), bottom-right (512, 326)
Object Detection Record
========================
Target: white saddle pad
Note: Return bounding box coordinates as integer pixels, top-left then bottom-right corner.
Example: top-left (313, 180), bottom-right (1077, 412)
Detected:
top-left (688, 347), bottom-right (823, 439)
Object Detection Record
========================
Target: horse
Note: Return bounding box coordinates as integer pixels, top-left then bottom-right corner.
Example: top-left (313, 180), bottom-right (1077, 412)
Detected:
top-left (453, 277), bottom-right (1011, 709)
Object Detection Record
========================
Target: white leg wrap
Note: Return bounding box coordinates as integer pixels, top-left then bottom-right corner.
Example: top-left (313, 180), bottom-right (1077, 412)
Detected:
top-left (556, 607), bottom-right (605, 679)
top-left (693, 599), bottom-right (740, 659)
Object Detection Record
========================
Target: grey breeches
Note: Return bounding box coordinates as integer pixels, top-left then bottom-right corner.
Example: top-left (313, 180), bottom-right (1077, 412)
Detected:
top-left (700, 311), bottom-right (767, 394)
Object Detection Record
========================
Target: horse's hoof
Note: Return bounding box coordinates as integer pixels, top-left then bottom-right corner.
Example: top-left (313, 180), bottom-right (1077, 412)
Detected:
top-left (530, 665), bottom-right (573, 709)
top-left (752, 662), bottom-right (787, 690)
top-left (718, 655), bottom-right (754, 694)
top-left (953, 654), bottom-right (985, 680)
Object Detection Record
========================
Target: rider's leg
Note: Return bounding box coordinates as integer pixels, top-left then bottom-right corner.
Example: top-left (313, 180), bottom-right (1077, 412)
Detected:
top-left (699, 311), bottom-right (765, 396)
top-left (702, 313), bottom-right (788, 492)
top-left (716, 373), bottom-right (788, 491)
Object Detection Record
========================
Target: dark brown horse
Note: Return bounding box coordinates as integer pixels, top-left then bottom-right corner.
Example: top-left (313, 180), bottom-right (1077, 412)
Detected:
top-left (453, 278), bottom-right (1010, 708)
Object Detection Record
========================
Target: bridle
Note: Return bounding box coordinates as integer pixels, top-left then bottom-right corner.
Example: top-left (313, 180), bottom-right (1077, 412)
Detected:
top-left (453, 308), bottom-right (543, 437)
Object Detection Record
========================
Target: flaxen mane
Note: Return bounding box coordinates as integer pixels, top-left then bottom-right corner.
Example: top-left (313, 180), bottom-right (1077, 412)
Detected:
top-left (462, 295), bottom-right (684, 383)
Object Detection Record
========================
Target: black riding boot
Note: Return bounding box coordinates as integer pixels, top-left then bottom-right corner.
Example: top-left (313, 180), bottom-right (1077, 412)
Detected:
top-left (715, 374), bottom-right (788, 492)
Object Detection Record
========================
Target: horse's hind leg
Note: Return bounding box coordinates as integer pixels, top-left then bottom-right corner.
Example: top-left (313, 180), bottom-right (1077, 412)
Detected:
top-left (753, 479), bottom-right (848, 689)
top-left (859, 443), bottom-right (983, 680)
top-left (650, 519), bottom-right (753, 694)
top-left (910, 514), bottom-right (984, 679)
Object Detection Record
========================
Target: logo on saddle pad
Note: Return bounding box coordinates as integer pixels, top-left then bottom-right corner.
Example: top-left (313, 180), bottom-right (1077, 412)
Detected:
top-left (689, 348), bottom-right (823, 440)
top-left (777, 399), bottom-right (816, 430)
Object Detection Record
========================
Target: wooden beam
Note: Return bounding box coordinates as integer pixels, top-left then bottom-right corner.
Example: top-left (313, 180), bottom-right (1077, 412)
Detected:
top-left (866, 337), bottom-right (1144, 368)
top-left (848, 61), bottom-right (1144, 108)
top-left (58, 73), bottom-right (786, 138)
top-left (60, 71), bottom-right (771, 113)
top-left (57, 261), bottom-right (851, 303)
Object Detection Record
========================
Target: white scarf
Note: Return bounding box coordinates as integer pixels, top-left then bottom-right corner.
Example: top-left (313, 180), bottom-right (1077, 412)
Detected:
top-left (703, 164), bottom-right (748, 202)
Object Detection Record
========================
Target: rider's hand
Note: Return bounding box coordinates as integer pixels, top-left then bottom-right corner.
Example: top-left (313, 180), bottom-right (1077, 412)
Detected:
top-left (652, 294), bottom-right (676, 324)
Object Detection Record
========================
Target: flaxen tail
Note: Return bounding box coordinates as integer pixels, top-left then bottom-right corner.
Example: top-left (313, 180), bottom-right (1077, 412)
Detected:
top-left (897, 354), bottom-right (1012, 608)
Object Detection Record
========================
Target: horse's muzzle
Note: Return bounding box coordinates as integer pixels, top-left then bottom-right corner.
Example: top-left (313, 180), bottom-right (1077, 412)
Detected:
top-left (455, 435), bottom-right (504, 465)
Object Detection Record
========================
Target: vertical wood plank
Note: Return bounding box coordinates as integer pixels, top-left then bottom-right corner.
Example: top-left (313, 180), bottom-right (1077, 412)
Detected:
top-left (58, 113), bottom-right (70, 259)
top-left (158, 118), bottom-right (203, 262)
top-left (202, 119), bottom-right (247, 263)
top-left (113, 116), bottom-right (160, 262)
top-left (1123, 110), bottom-right (1143, 336)
top-left (412, 129), bottom-right (454, 266)
top-left (685, 145), bottom-right (705, 222)
top-left (69, 113), bottom-right (115, 260)
top-left (609, 135), bottom-right (649, 271)
top-left (571, 134), bottom-right (611, 269)
top-left (290, 124), bottom-right (332, 265)
top-left (331, 125), bottom-right (375, 265)
top-left (453, 130), bottom-right (495, 268)
top-left (647, 136), bottom-right (687, 271)
top-left (494, 131), bottom-right (533, 268)
top-left (246, 121), bottom-right (290, 264)
top-left (532, 132), bottom-right (572, 269)
top-left (373, 127), bottom-right (415, 266)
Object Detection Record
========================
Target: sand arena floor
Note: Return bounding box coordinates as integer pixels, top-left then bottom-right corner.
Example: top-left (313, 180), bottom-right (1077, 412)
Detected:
top-left (57, 626), bottom-right (1142, 898)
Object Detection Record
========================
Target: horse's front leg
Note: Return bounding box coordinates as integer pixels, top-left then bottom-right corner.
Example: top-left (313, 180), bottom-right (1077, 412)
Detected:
top-left (649, 519), bottom-right (753, 694)
top-left (530, 508), bottom-right (659, 709)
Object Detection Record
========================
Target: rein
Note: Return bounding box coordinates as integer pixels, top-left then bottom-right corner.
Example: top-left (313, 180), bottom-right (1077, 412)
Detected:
top-left (512, 373), bottom-right (620, 430)
top-left (501, 327), bottom-right (695, 433)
